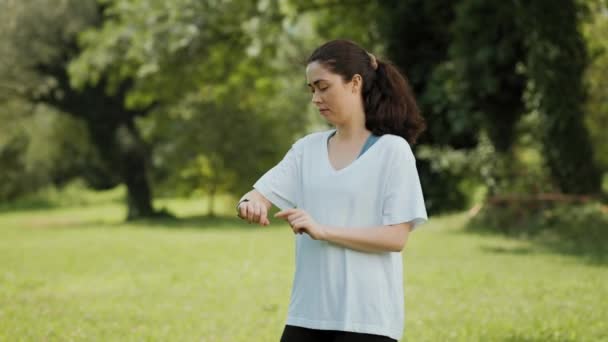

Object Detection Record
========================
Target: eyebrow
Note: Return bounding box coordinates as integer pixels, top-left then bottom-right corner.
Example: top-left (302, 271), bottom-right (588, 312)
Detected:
top-left (306, 79), bottom-right (328, 87)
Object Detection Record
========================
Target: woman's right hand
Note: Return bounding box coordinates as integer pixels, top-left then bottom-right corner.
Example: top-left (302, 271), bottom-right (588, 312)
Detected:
top-left (238, 200), bottom-right (270, 226)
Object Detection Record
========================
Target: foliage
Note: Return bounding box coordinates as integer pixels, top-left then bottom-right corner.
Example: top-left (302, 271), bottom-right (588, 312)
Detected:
top-left (468, 201), bottom-right (608, 263)
top-left (449, 0), bottom-right (526, 153)
top-left (1, 0), bottom-right (606, 215)
top-left (0, 0), bottom-right (315, 213)
top-left (416, 129), bottom-right (559, 207)
top-left (446, 0), bottom-right (602, 197)
top-left (0, 99), bottom-right (104, 202)
top-left (378, 0), bottom-right (481, 149)
top-left (582, 0), bottom-right (608, 172)
top-left (371, 1), bottom-right (475, 213)
top-left (521, 0), bottom-right (603, 194)
top-left (70, 0), bottom-right (258, 104)
top-left (69, 0), bottom-right (314, 204)
top-left (0, 0), bottom-right (98, 101)
top-left (0, 0), bottom-right (161, 219)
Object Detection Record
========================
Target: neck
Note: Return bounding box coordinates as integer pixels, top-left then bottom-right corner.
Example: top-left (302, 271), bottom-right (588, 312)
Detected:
top-left (334, 108), bottom-right (369, 141)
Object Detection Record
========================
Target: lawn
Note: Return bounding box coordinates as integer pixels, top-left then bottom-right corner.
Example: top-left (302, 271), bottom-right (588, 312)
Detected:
top-left (1, 198), bottom-right (606, 341)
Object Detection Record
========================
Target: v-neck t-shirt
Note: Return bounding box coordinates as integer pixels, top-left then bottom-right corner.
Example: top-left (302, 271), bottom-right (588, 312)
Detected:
top-left (253, 129), bottom-right (428, 341)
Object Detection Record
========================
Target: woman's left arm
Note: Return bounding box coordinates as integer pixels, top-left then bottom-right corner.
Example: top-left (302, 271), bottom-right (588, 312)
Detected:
top-left (322, 223), bottom-right (412, 253)
top-left (275, 209), bottom-right (413, 253)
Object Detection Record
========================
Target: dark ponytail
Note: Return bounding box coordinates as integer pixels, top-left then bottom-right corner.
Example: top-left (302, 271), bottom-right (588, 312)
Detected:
top-left (307, 40), bottom-right (426, 144)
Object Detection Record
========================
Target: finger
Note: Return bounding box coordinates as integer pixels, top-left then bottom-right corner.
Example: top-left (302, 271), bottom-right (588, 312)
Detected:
top-left (291, 218), bottom-right (307, 230)
top-left (240, 203), bottom-right (249, 220)
top-left (256, 205), bottom-right (267, 225)
top-left (246, 203), bottom-right (256, 222)
top-left (238, 204), bottom-right (245, 219)
top-left (291, 224), bottom-right (303, 234)
top-left (252, 204), bottom-right (261, 223)
top-left (287, 212), bottom-right (304, 223)
top-left (275, 209), bottom-right (295, 218)
top-left (288, 218), bottom-right (302, 234)
top-left (294, 223), bottom-right (307, 235)
top-left (249, 203), bottom-right (256, 222)
top-left (259, 206), bottom-right (269, 225)
top-left (292, 217), bottom-right (308, 228)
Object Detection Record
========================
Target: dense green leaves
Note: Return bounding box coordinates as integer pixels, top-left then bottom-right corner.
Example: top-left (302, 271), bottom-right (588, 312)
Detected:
top-left (521, 0), bottom-right (602, 194)
top-left (583, 0), bottom-right (608, 172)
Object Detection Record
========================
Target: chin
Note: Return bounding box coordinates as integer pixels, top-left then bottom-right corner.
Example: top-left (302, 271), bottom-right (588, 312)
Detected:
top-left (322, 116), bottom-right (337, 125)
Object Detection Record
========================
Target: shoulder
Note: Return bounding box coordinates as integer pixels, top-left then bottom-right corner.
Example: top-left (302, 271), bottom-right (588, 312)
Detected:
top-left (301, 129), bottom-right (332, 142)
top-left (292, 129), bottom-right (332, 150)
top-left (379, 134), bottom-right (414, 159)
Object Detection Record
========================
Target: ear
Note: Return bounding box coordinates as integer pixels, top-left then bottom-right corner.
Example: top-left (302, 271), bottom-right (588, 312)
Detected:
top-left (351, 74), bottom-right (363, 93)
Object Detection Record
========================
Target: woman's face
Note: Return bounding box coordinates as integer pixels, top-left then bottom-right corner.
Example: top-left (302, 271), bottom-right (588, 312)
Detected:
top-left (306, 61), bottom-right (361, 125)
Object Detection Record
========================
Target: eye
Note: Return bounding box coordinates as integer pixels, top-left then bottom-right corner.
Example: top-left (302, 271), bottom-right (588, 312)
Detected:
top-left (307, 84), bottom-right (329, 93)
top-left (317, 83), bottom-right (329, 92)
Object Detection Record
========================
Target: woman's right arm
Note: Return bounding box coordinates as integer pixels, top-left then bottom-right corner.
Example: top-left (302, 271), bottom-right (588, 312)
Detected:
top-left (237, 190), bottom-right (272, 226)
top-left (239, 137), bottom-right (304, 226)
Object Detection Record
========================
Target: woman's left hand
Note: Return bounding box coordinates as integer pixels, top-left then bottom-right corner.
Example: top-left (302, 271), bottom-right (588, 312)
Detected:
top-left (275, 209), bottom-right (327, 240)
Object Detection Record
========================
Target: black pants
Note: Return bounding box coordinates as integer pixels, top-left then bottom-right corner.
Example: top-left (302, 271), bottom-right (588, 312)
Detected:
top-left (280, 325), bottom-right (397, 342)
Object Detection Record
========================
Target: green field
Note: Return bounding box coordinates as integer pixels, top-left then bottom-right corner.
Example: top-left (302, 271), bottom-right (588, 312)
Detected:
top-left (1, 199), bottom-right (607, 341)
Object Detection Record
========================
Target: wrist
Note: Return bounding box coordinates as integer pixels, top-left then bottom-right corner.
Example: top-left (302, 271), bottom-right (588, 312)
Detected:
top-left (236, 198), bottom-right (249, 215)
top-left (319, 224), bottom-right (331, 241)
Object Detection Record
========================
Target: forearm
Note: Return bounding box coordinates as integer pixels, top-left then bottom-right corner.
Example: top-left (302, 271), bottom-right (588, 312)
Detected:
top-left (321, 223), bottom-right (412, 253)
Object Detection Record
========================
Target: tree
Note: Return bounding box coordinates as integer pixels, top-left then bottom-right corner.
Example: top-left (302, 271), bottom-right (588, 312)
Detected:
top-left (582, 0), bottom-right (608, 174)
top-left (70, 0), bottom-right (312, 207)
top-left (381, 0), bottom-right (602, 201)
top-left (521, 0), bottom-right (602, 194)
top-left (0, 0), bottom-right (159, 218)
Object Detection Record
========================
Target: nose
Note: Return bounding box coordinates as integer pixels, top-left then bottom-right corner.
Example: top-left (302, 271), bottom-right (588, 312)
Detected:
top-left (311, 91), bottom-right (322, 105)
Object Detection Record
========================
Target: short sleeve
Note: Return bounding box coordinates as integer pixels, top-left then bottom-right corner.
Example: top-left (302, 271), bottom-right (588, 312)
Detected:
top-left (253, 139), bottom-right (302, 210)
top-left (382, 140), bottom-right (428, 230)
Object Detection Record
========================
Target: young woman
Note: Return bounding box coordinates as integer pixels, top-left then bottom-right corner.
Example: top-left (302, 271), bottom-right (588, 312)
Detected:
top-left (236, 39), bottom-right (428, 342)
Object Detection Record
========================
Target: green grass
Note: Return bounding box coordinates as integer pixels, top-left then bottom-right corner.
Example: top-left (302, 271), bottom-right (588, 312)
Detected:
top-left (1, 200), bottom-right (607, 341)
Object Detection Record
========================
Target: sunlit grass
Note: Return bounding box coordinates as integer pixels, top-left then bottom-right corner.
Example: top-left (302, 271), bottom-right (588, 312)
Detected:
top-left (1, 199), bottom-right (606, 341)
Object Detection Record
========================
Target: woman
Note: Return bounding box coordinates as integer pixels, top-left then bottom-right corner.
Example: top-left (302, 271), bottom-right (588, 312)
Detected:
top-left (236, 39), bottom-right (428, 342)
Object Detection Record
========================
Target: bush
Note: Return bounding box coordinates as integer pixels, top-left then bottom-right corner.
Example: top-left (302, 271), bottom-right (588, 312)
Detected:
top-left (0, 179), bottom-right (124, 212)
top-left (467, 201), bottom-right (608, 262)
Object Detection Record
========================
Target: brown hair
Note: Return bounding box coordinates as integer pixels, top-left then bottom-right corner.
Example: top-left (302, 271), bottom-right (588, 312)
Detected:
top-left (307, 39), bottom-right (426, 144)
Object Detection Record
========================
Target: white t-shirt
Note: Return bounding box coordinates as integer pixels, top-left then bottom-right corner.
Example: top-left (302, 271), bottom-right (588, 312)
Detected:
top-left (253, 129), bottom-right (428, 341)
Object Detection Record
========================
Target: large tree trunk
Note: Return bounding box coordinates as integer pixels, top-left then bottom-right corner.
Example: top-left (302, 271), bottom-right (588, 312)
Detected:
top-left (123, 159), bottom-right (154, 219)
top-left (85, 116), bottom-right (158, 220)
top-left (120, 119), bottom-right (155, 220)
